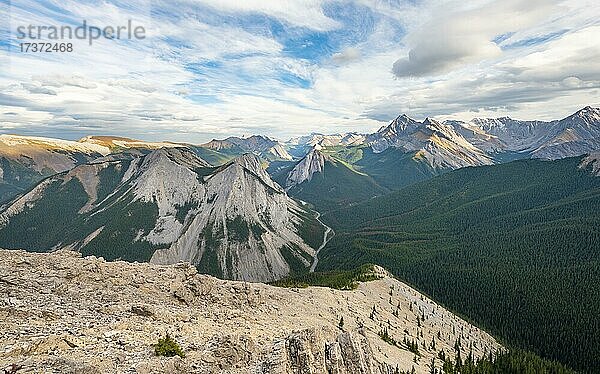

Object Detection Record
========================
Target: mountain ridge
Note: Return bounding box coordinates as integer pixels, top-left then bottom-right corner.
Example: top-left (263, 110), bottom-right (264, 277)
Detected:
top-left (0, 249), bottom-right (501, 374)
top-left (0, 149), bottom-right (323, 282)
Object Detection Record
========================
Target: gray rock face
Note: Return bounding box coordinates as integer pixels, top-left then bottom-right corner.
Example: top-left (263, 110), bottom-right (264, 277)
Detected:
top-left (150, 153), bottom-right (317, 282)
top-left (0, 149), bottom-right (321, 282)
top-left (0, 250), bottom-right (501, 374)
top-left (579, 153), bottom-right (600, 176)
top-left (285, 149), bottom-right (326, 188)
top-left (368, 116), bottom-right (493, 169)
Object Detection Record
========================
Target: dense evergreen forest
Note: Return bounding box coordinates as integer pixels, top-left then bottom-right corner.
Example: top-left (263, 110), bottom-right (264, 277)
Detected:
top-left (0, 162), bottom-right (162, 262)
top-left (317, 156), bottom-right (600, 372)
top-left (426, 349), bottom-right (575, 374)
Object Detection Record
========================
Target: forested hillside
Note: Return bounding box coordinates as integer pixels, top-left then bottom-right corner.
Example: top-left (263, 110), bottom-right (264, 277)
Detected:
top-left (318, 156), bottom-right (600, 372)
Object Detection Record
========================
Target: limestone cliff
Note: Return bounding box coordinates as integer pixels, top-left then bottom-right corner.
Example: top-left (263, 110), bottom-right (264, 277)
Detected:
top-left (0, 250), bottom-right (501, 374)
top-left (0, 150), bottom-right (322, 282)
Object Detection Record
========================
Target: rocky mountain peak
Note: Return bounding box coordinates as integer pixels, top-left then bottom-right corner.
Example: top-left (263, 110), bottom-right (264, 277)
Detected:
top-left (422, 117), bottom-right (436, 125)
top-left (422, 117), bottom-right (450, 133)
top-left (285, 148), bottom-right (326, 188)
top-left (145, 147), bottom-right (210, 168)
top-left (218, 153), bottom-right (283, 193)
top-left (368, 115), bottom-right (493, 169)
top-left (567, 106), bottom-right (600, 123)
top-left (229, 152), bottom-right (262, 170)
top-left (384, 114), bottom-right (420, 134)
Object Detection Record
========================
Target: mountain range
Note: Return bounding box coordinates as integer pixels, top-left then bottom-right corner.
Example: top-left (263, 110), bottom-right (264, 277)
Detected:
top-left (1, 106), bottom-right (599, 372)
top-left (0, 106), bottom-right (598, 278)
top-left (0, 149), bottom-right (323, 282)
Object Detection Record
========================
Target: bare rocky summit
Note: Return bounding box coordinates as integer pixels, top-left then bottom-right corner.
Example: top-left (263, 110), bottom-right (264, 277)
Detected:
top-left (285, 148), bottom-right (326, 188)
top-left (0, 250), bottom-right (500, 374)
top-left (0, 150), bottom-right (322, 282)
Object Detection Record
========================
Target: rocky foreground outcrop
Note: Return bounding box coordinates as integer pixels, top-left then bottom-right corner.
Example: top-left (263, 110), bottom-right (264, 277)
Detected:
top-left (0, 250), bottom-right (500, 373)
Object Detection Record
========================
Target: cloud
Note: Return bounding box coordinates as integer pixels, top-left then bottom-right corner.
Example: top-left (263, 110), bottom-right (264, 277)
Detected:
top-left (392, 0), bottom-right (561, 77)
top-left (1, 0), bottom-right (598, 142)
top-left (192, 0), bottom-right (340, 31)
top-left (370, 25), bottom-right (600, 121)
top-left (332, 47), bottom-right (362, 64)
top-left (21, 83), bottom-right (57, 95)
top-left (32, 75), bottom-right (97, 89)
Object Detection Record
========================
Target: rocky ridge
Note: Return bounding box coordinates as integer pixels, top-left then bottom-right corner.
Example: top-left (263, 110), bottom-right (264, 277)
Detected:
top-left (285, 148), bottom-right (326, 188)
top-left (368, 115), bottom-right (493, 169)
top-left (579, 152), bottom-right (600, 176)
top-left (0, 250), bottom-right (501, 374)
top-left (201, 136), bottom-right (292, 161)
top-left (78, 136), bottom-right (184, 152)
top-left (0, 135), bottom-right (109, 202)
top-left (0, 150), bottom-right (321, 282)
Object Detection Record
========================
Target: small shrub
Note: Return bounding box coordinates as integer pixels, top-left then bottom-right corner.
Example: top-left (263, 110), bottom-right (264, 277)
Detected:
top-left (154, 334), bottom-right (185, 358)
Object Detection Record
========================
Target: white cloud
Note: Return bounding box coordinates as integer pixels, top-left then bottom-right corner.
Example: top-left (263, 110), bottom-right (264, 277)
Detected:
top-left (332, 47), bottom-right (362, 64)
top-left (371, 24), bottom-right (600, 122)
top-left (1, 0), bottom-right (598, 143)
top-left (193, 0), bottom-right (340, 31)
top-left (392, 0), bottom-right (562, 77)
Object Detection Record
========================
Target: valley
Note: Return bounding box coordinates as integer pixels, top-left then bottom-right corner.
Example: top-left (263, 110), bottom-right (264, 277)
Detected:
top-left (309, 211), bottom-right (333, 273)
top-left (0, 106), bottom-right (599, 372)
top-left (317, 156), bottom-right (600, 372)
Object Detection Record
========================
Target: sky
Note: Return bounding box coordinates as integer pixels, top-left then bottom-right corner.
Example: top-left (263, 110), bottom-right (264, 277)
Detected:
top-left (1, 0), bottom-right (599, 143)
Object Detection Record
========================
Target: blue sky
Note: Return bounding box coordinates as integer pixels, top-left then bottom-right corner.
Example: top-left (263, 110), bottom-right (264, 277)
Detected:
top-left (1, 0), bottom-right (599, 142)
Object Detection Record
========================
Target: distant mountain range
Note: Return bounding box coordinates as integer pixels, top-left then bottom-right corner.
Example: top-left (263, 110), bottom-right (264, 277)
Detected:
top-left (0, 106), bottom-right (598, 280)
top-left (201, 135), bottom-right (293, 161)
top-left (289, 106), bottom-right (600, 164)
top-left (449, 106), bottom-right (600, 159)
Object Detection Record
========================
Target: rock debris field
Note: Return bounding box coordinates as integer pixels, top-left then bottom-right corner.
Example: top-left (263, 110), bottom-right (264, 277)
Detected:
top-left (0, 250), bottom-right (500, 373)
